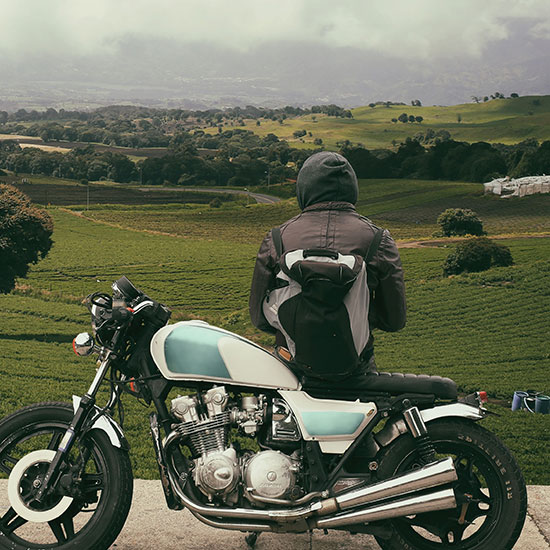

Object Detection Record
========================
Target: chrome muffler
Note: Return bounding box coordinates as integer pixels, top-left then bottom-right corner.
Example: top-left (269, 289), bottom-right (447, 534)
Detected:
top-left (313, 457), bottom-right (457, 516)
top-left (168, 457), bottom-right (457, 527)
top-left (315, 488), bottom-right (457, 528)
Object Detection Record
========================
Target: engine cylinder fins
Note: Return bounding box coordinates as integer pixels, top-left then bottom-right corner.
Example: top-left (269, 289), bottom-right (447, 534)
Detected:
top-left (174, 411), bottom-right (231, 456)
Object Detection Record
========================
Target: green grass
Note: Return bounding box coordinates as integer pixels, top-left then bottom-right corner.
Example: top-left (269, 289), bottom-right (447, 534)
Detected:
top-left (1, 183), bottom-right (550, 482)
top-left (83, 179), bottom-right (550, 243)
top-left (212, 95), bottom-right (550, 149)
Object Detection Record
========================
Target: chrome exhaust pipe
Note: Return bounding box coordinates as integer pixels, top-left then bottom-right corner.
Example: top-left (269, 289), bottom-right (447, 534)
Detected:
top-left (315, 488), bottom-right (457, 529)
top-left (168, 457), bottom-right (457, 524)
top-left (314, 457), bottom-right (457, 515)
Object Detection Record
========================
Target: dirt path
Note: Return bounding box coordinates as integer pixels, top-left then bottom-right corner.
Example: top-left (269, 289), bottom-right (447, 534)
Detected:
top-left (397, 233), bottom-right (550, 249)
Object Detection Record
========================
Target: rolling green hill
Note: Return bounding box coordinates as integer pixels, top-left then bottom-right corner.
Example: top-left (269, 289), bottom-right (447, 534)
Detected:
top-left (218, 95), bottom-right (550, 150)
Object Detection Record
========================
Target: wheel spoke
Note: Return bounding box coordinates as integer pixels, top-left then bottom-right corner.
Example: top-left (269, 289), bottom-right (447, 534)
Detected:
top-left (81, 472), bottom-right (104, 491)
top-left (1, 508), bottom-right (27, 534)
top-left (48, 518), bottom-right (67, 543)
top-left (62, 515), bottom-right (75, 539)
top-left (0, 453), bottom-right (18, 475)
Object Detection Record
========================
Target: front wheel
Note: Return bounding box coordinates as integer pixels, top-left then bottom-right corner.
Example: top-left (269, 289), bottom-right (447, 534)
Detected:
top-left (374, 418), bottom-right (527, 550)
top-left (0, 402), bottom-right (133, 550)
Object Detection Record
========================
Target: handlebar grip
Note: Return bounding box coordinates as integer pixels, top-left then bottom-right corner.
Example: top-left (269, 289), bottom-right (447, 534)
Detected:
top-left (111, 307), bottom-right (133, 323)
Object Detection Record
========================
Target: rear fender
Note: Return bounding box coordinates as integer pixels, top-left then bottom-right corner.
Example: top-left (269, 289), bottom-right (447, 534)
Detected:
top-left (375, 403), bottom-right (485, 448)
top-left (72, 396), bottom-right (129, 451)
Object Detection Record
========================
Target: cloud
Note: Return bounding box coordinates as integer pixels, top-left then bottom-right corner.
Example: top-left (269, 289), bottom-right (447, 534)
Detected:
top-left (0, 0), bottom-right (549, 60)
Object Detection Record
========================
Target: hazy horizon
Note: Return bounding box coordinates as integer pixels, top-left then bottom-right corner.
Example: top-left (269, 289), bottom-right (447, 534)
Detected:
top-left (1, 0), bottom-right (550, 111)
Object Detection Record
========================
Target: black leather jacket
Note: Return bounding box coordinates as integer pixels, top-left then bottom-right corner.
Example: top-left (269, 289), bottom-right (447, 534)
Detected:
top-left (249, 201), bottom-right (406, 346)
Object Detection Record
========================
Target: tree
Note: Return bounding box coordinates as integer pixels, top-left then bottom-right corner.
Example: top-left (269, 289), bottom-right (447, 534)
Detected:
top-left (397, 113), bottom-right (409, 123)
top-left (457, 114), bottom-right (462, 123)
top-left (510, 93), bottom-right (519, 98)
top-left (408, 115), bottom-right (416, 123)
top-left (415, 116), bottom-right (423, 123)
top-left (437, 208), bottom-right (485, 237)
top-left (369, 103), bottom-right (376, 109)
top-left (0, 185), bottom-right (53, 293)
top-left (471, 96), bottom-right (480, 103)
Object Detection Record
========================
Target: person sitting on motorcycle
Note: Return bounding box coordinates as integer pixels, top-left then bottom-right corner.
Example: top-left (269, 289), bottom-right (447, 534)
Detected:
top-left (249, 151), bottom-right (406, 377)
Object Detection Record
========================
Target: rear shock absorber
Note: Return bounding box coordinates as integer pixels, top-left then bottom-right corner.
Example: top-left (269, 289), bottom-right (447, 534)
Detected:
top-left (402, 405), bottom-right (437, 464)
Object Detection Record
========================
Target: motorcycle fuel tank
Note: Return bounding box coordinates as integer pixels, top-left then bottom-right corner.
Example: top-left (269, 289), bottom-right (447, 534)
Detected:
top-left (150, 321), bottom-right (300, 390)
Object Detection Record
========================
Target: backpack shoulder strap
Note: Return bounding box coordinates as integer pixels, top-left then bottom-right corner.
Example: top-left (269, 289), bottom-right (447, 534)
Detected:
top-left (365, 228), bottom-right (384, 263)
top-left (271, 226), bottom-right (283, 258)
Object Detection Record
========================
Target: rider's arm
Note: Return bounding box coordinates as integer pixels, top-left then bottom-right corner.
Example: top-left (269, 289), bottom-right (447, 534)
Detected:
top-left (369, 230), bottom-right (406, 332)
top-left (249, 230), bottom-right (277, 333)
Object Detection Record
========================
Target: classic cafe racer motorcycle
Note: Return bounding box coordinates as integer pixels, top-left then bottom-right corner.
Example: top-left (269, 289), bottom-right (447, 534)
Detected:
top-left (0, 277), bottom-right (527, 550)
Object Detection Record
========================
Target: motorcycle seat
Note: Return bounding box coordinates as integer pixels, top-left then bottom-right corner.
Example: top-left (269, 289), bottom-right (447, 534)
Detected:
top-left (302, 371), bottom-right (458, 400)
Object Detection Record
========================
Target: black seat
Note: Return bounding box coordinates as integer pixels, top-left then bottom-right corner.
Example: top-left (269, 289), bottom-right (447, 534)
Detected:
top-left (302, 371), bottom-right (458, 400)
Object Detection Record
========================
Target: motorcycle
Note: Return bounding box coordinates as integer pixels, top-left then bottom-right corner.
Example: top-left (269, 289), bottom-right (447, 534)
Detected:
top-left (0, 276), bottom-right (527, 550)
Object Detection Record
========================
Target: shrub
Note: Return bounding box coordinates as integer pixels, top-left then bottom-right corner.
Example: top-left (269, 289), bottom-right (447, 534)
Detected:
top-left (209, 197), bottom-right (222, 208)
top-left (443, 237), bottom-right (513, 275)
top-left (437, 208), bottom-right (485, 236)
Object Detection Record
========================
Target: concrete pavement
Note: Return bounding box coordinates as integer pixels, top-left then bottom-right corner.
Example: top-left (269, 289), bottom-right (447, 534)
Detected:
top-left (108, 481), bottom-right (549, 549)
top-left (1, 480), bottom-right (547, 548)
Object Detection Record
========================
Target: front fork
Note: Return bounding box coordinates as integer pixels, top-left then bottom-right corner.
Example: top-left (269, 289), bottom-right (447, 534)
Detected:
top-left (34, 351), bottom-right (115, 502)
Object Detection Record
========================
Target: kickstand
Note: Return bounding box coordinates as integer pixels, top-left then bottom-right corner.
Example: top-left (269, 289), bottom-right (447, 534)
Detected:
top-left (245, 532), bottom-right (260, 548)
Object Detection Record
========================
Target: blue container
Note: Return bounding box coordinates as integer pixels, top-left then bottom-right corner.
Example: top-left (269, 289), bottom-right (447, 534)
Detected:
top-left (512, 391), bottom-right (529, 411)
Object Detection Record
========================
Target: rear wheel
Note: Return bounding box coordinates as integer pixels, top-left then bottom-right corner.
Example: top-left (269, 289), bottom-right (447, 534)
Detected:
top-left (0, 402), bottom-right (133, 550)
top-left (374, 419), bottom-right (527, 550)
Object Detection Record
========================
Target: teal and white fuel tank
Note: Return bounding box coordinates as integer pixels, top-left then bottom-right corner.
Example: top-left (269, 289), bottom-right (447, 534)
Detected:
top-left (150, 321), bottom-right (300, 390)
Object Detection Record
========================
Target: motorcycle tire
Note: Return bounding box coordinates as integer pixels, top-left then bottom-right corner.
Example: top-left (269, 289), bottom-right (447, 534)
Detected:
top-left (0, 402), bottom-right (133, 550)
top-left (374, 418), bottom-right (527, 550)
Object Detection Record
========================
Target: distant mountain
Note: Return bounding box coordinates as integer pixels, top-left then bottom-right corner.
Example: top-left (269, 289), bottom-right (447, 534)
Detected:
top-left (1, 37), bottom-right (549, 111)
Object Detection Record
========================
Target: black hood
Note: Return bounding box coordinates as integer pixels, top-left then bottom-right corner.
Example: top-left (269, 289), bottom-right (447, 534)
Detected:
top-left (296, 152), bottom-right (358, 210)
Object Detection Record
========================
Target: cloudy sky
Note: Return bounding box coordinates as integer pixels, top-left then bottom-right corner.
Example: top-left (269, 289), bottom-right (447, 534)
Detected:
top-left (1, 0), bottom-right (550, 109)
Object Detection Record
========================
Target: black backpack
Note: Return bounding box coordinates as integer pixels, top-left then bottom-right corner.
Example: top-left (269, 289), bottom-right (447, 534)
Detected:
top-left (263, 227), bottom-right (383, 380)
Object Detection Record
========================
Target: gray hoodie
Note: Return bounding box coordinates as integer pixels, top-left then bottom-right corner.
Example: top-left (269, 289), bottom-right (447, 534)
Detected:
top-left (249, 151), bottom-right (406, 351)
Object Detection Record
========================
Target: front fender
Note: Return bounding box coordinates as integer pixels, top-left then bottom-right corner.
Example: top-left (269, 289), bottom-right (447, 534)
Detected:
top-left (72, 396), bottom-right (129, 450)
top-left (375, 403), bottom-right (485, 448)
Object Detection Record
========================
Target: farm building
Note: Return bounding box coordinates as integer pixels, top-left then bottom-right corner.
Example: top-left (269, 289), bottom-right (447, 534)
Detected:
top-left (484, 175), bottom-right (550, 198)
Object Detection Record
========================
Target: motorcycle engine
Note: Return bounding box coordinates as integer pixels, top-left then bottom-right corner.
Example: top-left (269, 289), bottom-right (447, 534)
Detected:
top-left (243, 450), bottom-right (299, 501)
top-left (169, 387), bottom-right (303, 505)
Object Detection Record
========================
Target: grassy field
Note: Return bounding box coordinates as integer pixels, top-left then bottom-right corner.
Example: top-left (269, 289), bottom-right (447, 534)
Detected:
top-left (0, 175), bottom-right (240, 207)
top-left (0, 180), bottom-right (549, 482)
top-left (211, 95), bottom-right (550, 150)
top-left (81, 179), bottom-right (550, 242)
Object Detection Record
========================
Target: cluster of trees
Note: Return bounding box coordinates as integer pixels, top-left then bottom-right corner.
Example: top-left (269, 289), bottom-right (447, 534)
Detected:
top-left (471, 92), bottom-right (519, 103)
top-left (0, 103), bottom-right (354, 150)
top-left (342, 138), bottom-right (550, 183)
top-left (137, 130), bottom-right (312, 186)
top-left (0, 129), bottom-right (315, 186)
top-left (392, 113), bottom-right (423, 124)
top-left (0, 142), bottom-right (138, 183)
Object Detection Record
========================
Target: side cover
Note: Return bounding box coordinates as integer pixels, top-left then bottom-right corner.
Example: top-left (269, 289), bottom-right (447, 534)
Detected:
top-left (150, 321), bottom-right (300, 390)
top-left (279, 391), bottom-right (377, 454)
